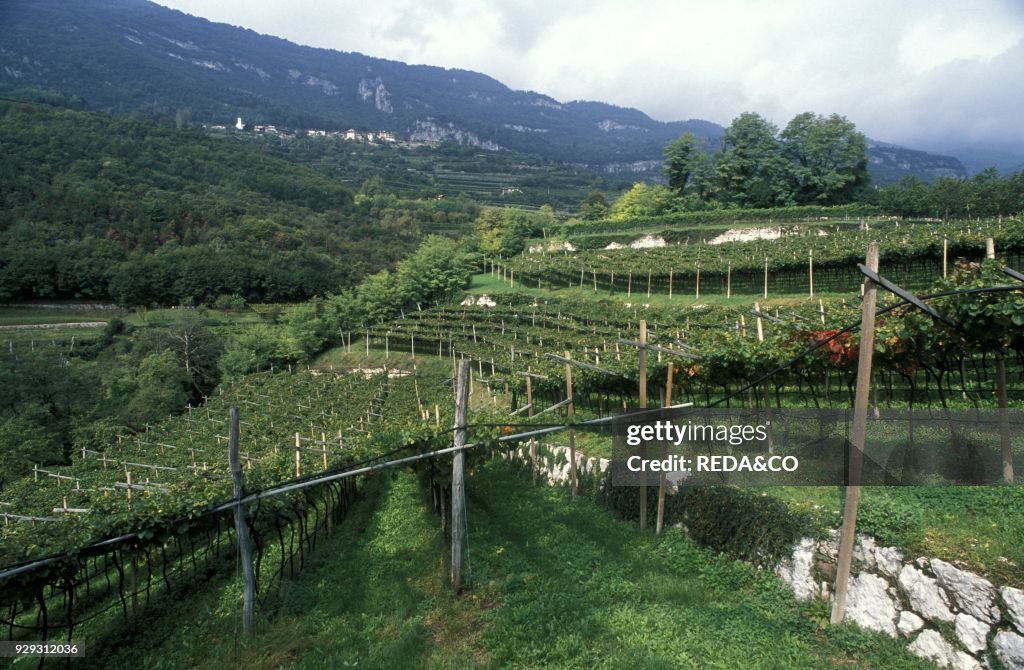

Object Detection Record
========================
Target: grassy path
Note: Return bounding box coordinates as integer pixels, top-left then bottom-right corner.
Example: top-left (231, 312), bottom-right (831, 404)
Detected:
top-left (84, 463), bottom-right (933, 669)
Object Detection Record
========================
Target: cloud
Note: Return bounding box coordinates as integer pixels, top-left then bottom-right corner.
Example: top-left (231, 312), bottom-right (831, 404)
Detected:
top-left (155, 0), bottom-right (1024, 148)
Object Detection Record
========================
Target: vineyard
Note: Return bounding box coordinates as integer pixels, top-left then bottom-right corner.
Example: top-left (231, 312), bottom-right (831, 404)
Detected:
top-left (511, 218), bottom-right (1024, 296)
top-left (0, 361), bottom-right (464, 658)
top-left (1, 215), bottom-right (1023, 668)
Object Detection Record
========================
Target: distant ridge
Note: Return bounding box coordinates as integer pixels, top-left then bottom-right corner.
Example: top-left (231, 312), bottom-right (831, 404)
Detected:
top-left (0, 0), bottom-right (966, 183)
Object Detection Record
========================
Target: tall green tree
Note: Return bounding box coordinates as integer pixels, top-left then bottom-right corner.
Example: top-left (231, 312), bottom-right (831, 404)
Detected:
top-left (780, 112), bottom-right (869, 205)
top-left (714, 113), bottom-right (792, 208)
top-left (577, 191), bottom-right (610, 221)
top-left (664, 132), bottom-right (699, 195)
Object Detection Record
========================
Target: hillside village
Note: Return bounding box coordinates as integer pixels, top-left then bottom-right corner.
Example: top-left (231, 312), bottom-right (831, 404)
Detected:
top-left (203, 116), bottom-right (400, 144)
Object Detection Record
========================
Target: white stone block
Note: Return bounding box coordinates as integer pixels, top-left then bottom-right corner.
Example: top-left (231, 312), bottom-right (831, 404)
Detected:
top-left (846, 572), bottom-right (897, 637)
top-left (1003, 586), bottom-right (1024, 635)
top-left (899, 564), bottom-right (954, 623)
top-left (954, 612), bottom-right (989, 654)
top-left (931, 559), bottom-right (1000, 623)
top-left (897, 611), bottom-right (925, 637)
top-left (995, 630), bottom-right (1024, 670)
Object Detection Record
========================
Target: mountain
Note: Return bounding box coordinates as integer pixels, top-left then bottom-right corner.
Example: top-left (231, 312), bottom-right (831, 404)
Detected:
top-left (866, 141), bottom-right (968, 184)
top-left (925, 144), bottom-right (1024, 177)
top-left (0, 0), bottom-right (965, 183)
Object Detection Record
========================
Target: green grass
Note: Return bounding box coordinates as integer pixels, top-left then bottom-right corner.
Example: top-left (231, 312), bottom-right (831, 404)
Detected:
top-left (768, 484), bottom-right (1024, 584)
top-left (0, 306), bottom-right (124, 326)
top-left (84, 463), bottom-right (931, 669)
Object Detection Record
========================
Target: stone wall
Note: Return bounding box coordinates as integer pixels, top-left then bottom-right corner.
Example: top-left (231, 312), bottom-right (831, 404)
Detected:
top-left (777, 532), bottom-right (1024, 669)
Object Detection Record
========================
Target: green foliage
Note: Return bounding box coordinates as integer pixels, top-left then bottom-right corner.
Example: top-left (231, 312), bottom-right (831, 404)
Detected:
top-left (102, 349), bottom-right (191, 429)
top-left (610, 183), bottom-right (679, 220)
top-left (715, 112), bottom-right (793, 208)
top-left (577, 191), bottom-right (610, 221)
top-left (0, 102), bottom-right (481, 306)
top-left (654, 112), bottom-right (872, 213)
top-left (603, 484), bottom-right (811, 567)
top-left (277, 301), bottom-right (330, 360)
top-left (474, 207), bottom-right (543, 257)
top-left (133, 310), bottom-right (224, 397)
top-left (0, 414), bottom-right (56, 487)
top-left (879, 171), bottom-right (1024, 218)
top-left (934, 258), bottom-right (1024, 353)
top-left (853, 494), bottom-right (924, 547)
top-left (780, 112), bottom-right (869, 205)
top-left (218, 323), bottom-right (291, 377)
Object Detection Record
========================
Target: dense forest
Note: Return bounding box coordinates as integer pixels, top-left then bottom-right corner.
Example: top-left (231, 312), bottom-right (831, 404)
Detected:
top-left (0, 99), bottom-right (480, 305)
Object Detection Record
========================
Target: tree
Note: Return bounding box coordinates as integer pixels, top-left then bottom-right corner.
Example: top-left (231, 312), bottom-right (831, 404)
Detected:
top-left (473, 207), bottom-right (539, 257)
top-left (610, 183), bottom-right (678, 219)
top-left (0, 414), bottom-right (55, 487)
top-left (134, 311), bottom-right (224, 397)
top-left (780, 112), bottom-right (869, 205)
top-left (577, 191), bottom-right (610, 221)
top-left (714, 113), bottom-right (792, 208)
top-left (103, 350), bottom-right (191, 429)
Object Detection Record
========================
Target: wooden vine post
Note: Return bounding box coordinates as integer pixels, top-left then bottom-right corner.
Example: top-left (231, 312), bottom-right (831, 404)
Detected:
top-left (526, 367), bottom-right (537, 485)
top-left (656, 362), bottom-right (673, 535)
top-left (452, 359), bottom-right (469, 591)
top-left (987, 238), bottom-right (1014, 483)
top-left (754, 303), bottom-right (774, 454)
top-left (809, 249), bottom-right (814, 297)
top-left (831, 241), bottom-right (880, 625)
top-left (942, 235), bottom-right (949, 278)
top-left (564, 352), bottom-right (578, 498)
top-left (638, 320), bottom-right (648, 530)
top-left (763, 256), bottom-right (769, 300)
top-left (228, 406), bottom-right (256, 636)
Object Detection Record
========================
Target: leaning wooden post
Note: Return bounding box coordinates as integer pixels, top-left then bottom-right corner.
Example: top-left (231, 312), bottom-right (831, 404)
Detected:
top-left (228, 406), bottom-right (256, 636)
top-left (452, 359), bottom-right (470, 591)
top-left (831, 241), bottom-right (880, 625)
top-left (564, 352), bottom-right (578, 499)
top-left (638, 320), bottom-right (648, 530)
top-left (656, 362), bottom-right (673, 535)
top-left (987, 238), bottom-right (1014, 483)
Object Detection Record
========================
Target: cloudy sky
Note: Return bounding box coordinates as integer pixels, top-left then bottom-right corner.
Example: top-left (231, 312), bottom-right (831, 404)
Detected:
top-left (154, 0), bottom-right (1024, 154)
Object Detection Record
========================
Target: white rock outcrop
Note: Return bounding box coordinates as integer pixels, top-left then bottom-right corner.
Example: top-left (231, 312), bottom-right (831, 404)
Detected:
top-left (776, 538), bottom-right (816, 601)
top-left (897, 611), bottom-right (924, 637)
top-left (1003, 586), bottom-right (1024, 635)
top-left (899, 564), bottom-right (954, 623)
top-left (954, 613), bottom-right (989, 654)
top-left (995, 630), bottom-right (1024, 669)
top-left (846, 572), bottom-right (897, 637)
top-left (908, 630), bottom-right (981, 669)
top-left (931, 559), bottom-right (1000, 623)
